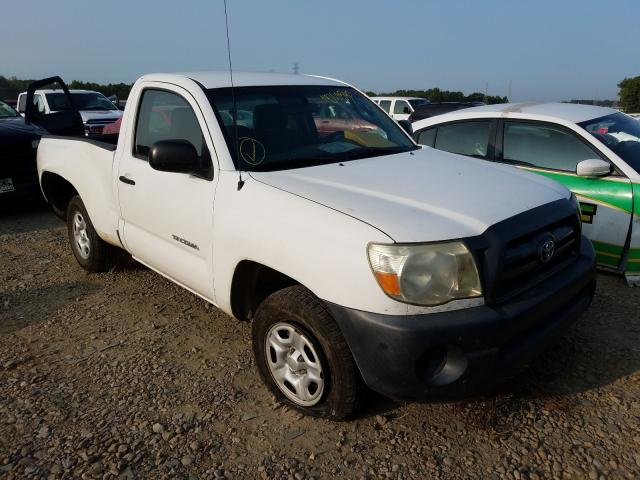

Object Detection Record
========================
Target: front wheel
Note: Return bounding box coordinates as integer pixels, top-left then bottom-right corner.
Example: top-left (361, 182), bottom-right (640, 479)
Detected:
top-left (252, 286), bottom-right (364, 420)
top-left (66, 196), bottom-right (113, 272)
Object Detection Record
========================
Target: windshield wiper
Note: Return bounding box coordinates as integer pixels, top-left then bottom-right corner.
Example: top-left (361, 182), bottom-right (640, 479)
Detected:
top-left (340, 146), bottom-right (415, 161)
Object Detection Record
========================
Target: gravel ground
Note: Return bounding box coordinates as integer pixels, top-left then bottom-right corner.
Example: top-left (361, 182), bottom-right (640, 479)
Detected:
top-left (1, 201), bottom-right (640, 480)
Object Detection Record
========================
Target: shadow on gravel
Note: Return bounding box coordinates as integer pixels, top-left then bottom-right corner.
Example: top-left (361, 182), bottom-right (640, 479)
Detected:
top-left (0, 281), bottom-right (103, 334)
top-left (355, 391), bottom-right (402, 419)
top-left (440, 272), bottom-right (640, 434)
top-left (0, 196), bottom-right (61, 235)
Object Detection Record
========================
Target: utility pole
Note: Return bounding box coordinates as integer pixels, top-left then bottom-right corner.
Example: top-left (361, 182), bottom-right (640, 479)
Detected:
top-left (293, 62), bottom-right (300, 75)
top-left (507, 80), bottom-right (512, 102)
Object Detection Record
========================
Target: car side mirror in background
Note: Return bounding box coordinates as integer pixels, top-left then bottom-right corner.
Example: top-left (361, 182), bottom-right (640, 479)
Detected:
top-left (149, 140), bottom-right (213, 180)
top-left (403, 107), bottom-right (412, 114)
top-left (576, 159), bottom-right (612, 177)
top-left (398, 120), bottom-right (413, 136)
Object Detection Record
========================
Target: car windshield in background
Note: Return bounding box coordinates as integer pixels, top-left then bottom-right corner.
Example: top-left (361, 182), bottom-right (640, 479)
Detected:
top-left (0, 101), bottom-right (18, 118)
top-left (46, 92), bottom-right (116, 111)
top-left (207, 85), bottom-right (417, 171)
top-left (579, 112), bottom-right (640, 173)
top-left (408, 99), bottom-right (429, 108)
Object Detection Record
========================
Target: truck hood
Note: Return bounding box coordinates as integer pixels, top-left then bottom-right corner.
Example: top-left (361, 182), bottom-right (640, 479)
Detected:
top-left (79, 110), bottom-right (122, 122)
top-left (250, 147), bottom-right (570, 242)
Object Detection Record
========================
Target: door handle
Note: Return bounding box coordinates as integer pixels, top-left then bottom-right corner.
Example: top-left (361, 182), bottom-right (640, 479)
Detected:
top-left (119, 176), bottom-right (135, 185)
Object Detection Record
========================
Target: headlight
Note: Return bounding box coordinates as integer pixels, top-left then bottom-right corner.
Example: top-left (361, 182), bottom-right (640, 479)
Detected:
top-left (368, 242), bottom-right (482, 306)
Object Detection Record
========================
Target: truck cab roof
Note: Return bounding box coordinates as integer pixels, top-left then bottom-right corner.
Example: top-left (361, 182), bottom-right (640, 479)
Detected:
top-left (140, 71), bottom-right (347, 89)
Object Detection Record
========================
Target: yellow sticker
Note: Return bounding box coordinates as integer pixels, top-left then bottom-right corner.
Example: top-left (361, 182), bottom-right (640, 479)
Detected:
top-left (238, 137), bottom-right (266, 166)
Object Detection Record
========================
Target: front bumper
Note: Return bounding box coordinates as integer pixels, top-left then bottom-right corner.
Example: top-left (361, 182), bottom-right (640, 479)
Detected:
top-left (326, 237), bottom-right (596, 400)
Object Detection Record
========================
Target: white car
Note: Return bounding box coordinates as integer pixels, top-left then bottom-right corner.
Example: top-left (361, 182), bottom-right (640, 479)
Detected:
top-left (412, 103), bottom-right (640, 285)
top-left (371, 96), bottom-right (429, 121)
top-left (17, 88), bottom-right (122, 136)
top-left (30, 73), bottom-right (595, 419)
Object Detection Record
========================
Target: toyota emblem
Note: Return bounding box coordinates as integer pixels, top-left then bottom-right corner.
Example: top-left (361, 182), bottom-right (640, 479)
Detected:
top-left (538, 237), bottom-right (556, 264)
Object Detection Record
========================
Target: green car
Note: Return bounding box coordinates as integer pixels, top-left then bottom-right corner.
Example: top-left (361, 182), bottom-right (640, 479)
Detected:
top-left (412, 103), bottom-right (640, 285)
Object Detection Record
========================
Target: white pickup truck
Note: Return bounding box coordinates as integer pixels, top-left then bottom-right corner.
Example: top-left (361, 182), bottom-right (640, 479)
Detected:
top-left (32, 72), bottom-right (596, 419)
top-left (17, 85), bottom-right (122, 136)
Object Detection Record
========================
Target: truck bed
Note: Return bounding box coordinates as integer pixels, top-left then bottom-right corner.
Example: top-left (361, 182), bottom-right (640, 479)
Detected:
top-left (41, 134), bottom-right (119, 151)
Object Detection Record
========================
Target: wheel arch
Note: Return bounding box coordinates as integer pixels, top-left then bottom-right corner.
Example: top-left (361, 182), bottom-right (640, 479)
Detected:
top-left (230, 260), bottom-right (300, 321)
top-left (40, 171), bottom-right (79, 219)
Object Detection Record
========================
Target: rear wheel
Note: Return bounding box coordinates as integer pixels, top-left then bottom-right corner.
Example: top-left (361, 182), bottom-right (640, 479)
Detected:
top-left (66, 196), bottom-right (113, 272)
top-left (252, 285), bottom-right (364, 420)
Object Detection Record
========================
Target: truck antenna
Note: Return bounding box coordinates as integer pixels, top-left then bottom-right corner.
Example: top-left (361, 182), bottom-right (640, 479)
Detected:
top-left (223, 0), bottom-right (244, 191)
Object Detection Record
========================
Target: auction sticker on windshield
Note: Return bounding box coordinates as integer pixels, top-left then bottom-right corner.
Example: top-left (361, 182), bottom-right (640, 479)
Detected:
top-left (0, 178), bottom-right (15, 194)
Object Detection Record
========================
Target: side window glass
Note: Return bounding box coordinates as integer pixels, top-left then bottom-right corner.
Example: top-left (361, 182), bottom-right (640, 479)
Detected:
top-left (378, 100), bottom-right (391, 113)
top-left (394, 100), bottom-right (410, 114)
top-left (134, 89), bottom-right (205, 160)
top-left (17, 95), bottom-right (26, 113)
top-left (434, 121), bottom-right (491, 158)
top-left (34, 95), bottom-right (45, 114)
top-left (417, 128), bottom-right (437, 147)
top-left (503, 121), bottom-right (602, 171)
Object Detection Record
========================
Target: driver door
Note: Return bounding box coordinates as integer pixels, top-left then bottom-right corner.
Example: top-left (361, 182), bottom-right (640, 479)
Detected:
top-left (391, 100), bottom-right (411, 121)
top-left (116, 85), bottom-right (217, 299)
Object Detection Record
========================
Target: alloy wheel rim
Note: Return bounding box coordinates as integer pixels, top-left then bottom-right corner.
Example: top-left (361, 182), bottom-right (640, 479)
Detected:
top-left (72, 212), bottom-right (91, 259)
top-left (265, 322), bottom-right (325, 406)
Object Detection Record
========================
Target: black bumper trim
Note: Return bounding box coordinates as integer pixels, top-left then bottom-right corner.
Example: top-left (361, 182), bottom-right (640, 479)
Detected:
top-left (326, 237), bottom-right (596, 400)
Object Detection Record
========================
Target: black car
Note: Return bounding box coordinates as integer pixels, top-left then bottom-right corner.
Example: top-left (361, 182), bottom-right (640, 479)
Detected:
top-left (408, 101), bottom-right (485, 122)
top-left (0, 99), bottom-right (46, 201)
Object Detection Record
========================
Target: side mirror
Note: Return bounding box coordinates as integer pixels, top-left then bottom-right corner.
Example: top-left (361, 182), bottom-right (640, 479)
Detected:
top-left (403, 107), bottom-right (412, 114)
top-left (149, 140), bottom-right (213, 180)
top-left (576, 159), bottom-right (611, 177)
top-left (398, 120), bottom-right (413, 135)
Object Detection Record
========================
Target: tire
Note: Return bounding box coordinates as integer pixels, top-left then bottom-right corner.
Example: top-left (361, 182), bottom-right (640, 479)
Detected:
top-left (252, 285), bottom-right (364, 420)
top-left (66, 196), bottom-right (113, 272)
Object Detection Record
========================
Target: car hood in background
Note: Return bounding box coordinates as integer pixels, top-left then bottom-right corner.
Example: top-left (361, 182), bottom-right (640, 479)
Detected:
top-left (250, 147), bottom-right (570, 242)
top-left (0, 116), bottom-right (46, 141)
top-left (79, 110), bottom-right (123, 123)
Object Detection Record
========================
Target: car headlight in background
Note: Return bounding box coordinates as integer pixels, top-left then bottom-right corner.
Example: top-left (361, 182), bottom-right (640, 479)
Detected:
top-left (569, 192), bottom-right (579, 211)
top-left (368, 242), bottom-right (482, 306)
top-left (569, 192), bottom-right (583, 231)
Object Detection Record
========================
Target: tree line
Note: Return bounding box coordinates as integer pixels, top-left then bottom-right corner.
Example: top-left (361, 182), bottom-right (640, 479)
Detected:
top-left (366, 87), bottom-right (509, 104)
top-left (3, 73), bottom-right (640, 111)
top-left (618, 76), bottom-right (640, 112)
top-left (0, 75), bottom-right (133, 101)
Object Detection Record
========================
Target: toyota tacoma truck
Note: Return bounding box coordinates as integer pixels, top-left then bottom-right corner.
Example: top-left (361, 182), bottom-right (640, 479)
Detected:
top-left (32, 72), bottom-right (596, 419)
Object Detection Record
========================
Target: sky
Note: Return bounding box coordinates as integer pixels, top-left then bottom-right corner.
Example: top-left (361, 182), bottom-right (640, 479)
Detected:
top-left (2, 0), bottom-right (638, 102)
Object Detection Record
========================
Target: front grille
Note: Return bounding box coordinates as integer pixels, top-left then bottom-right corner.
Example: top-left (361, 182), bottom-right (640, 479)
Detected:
top-left (84, 118), bottom-right (118, 136)
top-left (494, 214), bottom-right (580, 302)
top-left (85, 124), bottom-right (105, 135)
top-left (85, 118), bottom-right (118, 125)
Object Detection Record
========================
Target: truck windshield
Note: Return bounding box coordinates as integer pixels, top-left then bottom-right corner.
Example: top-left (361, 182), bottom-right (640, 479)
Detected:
top-left (408, 99), bottom-right (429, 108)
top-left (46, 92), bottom-right (116, 112)
top-left (579, 112), bottom-right (640, 174)
top-left (207, 85), bottom-right (417, 171)
top-left (0, 101), bottom-right (18, 118)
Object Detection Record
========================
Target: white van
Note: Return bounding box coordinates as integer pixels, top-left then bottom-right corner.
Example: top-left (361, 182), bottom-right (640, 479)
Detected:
top-left (371, 96), bottom-right (429, 121)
